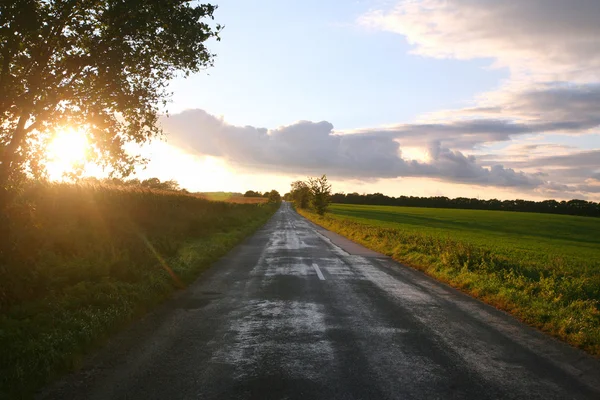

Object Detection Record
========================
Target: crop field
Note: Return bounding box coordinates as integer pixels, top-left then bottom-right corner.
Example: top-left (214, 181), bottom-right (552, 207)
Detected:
top-left (298, 204), bottom-right (600, 356)
top-left (198, 191), bottom-right (241, 201)
top-left (0, 182), bottom-right (278, 398)
top-left (223, 196), bottom-right (268, 204)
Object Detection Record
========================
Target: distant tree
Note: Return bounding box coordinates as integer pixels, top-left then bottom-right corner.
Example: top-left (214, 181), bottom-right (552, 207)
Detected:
top-left (307, 175), bottom-right (331, 215)
top-left (244, 190), bottom-right (261, 197)
top-left (140, 178), bottom-right (161, 189)
top-left (104, 177), bottom-right (127, 186)
top-left (140, 178), bottom-right (179, 191)
top-left (162, 179), bottom-right (181, 191)
top-left (101, 177), bottom-right (180, 191)
top-left (126, 178), bottom-right (141, 187)
top-left (0, 0), bottom-right (221, 206)
top-left (330, 191), bottom-right (600, 218)
top-left (290, 180), bottom-right (310, 209)
top-left (267, 190), bottom-right (281, 203)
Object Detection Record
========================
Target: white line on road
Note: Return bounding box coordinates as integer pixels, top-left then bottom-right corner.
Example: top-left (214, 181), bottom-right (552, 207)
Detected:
top-left (312, 263), bottom-right (325, 280)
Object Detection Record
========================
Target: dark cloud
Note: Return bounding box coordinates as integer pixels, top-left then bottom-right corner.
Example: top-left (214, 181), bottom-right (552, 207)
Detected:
top-left (465, 83), bottom-right (600, 131)
top-left (419, 142), bottom-right (541, 187)
top-left (340, 84), bottom-right (600, 152)
top-left (482, 150), bottom-right (600, 170)
top-left (527, 150), bottom-right (600, 169)
top-left (476, 149), bottom-right (600, 198)
top-left (516, 144), bottom-right (575, 152)
top-left (576, 184), bottom-right (600, 193)
top-left (358, 119), bottom-right (532, 149)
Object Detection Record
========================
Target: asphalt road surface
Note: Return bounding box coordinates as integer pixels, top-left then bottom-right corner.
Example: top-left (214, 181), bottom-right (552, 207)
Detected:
top-left (39, 202), bottom-right (600, 400)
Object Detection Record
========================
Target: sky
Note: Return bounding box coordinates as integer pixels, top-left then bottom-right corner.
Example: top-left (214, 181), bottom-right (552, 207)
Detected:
top-left (138, 0), bottom-right (600, 201)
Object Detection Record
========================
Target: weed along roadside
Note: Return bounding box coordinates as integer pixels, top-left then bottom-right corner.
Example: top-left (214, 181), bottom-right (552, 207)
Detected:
top-left (0, 182), bottom-right (279, 398)
top-left (296, 205), bottom-right (600, 358)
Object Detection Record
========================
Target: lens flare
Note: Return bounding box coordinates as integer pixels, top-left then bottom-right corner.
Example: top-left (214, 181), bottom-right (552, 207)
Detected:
top-left (46, 128), bottom-right (89, 179)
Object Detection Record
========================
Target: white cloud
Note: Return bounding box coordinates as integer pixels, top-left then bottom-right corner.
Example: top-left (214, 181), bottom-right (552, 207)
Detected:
top-left (360, 0), bottom-right (600, 81)
top-left (161, 109), bottom-right (544, 188)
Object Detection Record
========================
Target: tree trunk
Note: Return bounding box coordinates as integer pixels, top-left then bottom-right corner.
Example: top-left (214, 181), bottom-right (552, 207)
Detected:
top-left (0, 109), bottom-right (29, 187)
top-left (0, 112), bottom-right (29, 264)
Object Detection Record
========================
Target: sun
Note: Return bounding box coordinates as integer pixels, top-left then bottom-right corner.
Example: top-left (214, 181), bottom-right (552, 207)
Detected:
top-left (46, 128), bottom-right (90, 180)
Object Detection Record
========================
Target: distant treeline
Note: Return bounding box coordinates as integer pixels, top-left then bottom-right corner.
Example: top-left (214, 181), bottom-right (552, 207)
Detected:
top-left (331, 192), bottom-right (600, 218)
top-left (82, 177), bottom-right (183, 192)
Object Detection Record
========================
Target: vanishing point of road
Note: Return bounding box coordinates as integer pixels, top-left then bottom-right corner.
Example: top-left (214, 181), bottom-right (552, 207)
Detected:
top-left (39, 202), bottom-right (600, 400)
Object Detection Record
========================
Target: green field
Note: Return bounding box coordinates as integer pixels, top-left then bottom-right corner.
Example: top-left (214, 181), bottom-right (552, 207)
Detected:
top-left (330, 204), bottom-right (600, 266)
top-left (298, 204), bottom-right (600, 356)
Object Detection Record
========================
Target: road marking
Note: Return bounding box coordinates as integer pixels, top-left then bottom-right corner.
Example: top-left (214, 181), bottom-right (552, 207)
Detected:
top-left (312, 263), bottom-right (325, 280)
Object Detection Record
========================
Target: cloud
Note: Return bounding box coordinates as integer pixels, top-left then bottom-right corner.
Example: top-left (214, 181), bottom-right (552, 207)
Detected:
top-left (360, 0), bottom-right (600, 81)
top-left (321, 83), bottom-right (595, 158)
top-left (525, 150), bottom-right (600, 169)
top-left (459, 83), bottom-right (600, 130)
top-left (479, 149), bottom-right (600, 171)
top-left (157, 2), bottom-right (600, 200)
top-left (354, 119), bottom-right (532, 149)
top-left (475, 147), bottom-right (600, 199)
top-left (161, 109), bottom-right (543, 188)
top-left (512, 144), bottom-right (575, 153)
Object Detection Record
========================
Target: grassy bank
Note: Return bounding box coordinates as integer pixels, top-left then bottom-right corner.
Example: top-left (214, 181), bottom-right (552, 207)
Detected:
top-left (0, 182), bottom-right (277, 398)
top-left (298, 204), bottom-right (600, 356)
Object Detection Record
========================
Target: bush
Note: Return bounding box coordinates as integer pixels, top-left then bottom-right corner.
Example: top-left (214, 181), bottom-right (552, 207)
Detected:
top-left (0, 181), bottom-right (277, 397)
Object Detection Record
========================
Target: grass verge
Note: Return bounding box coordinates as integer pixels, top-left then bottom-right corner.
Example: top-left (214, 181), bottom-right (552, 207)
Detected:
top-left (297, 206), bottom-right (600, 357)
top-left (0, 182), bottom-right (278, 398)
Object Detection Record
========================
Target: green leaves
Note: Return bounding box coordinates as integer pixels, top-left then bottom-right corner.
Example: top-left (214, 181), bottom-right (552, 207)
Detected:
top-left (289, 175), bottom-right (332, 214)
top-left (308, 174), bottom-right (332, 215)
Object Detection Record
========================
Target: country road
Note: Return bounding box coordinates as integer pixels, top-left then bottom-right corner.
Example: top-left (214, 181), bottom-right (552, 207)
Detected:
top-left (39, 202), bottom-right (600, 400)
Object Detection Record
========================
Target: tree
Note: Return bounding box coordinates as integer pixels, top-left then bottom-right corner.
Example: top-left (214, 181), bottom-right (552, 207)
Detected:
top-left (140, 178), bottom-right (180, 191)
top-left (0, 0), bottom-right (221, 203)
top-left (290, 180), bottom-right (310, 209)
top-left (267, 189), bottom-right (281, 203)
top-left (243, 190), bottom-right (261, 197)
top-left (329, 191), bottom-right (600, 217)
top-left (308, 174), bottom-right (331, 215)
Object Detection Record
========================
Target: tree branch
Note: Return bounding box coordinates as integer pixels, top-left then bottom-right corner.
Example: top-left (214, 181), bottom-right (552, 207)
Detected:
top-left (0, 40), bottom-right (13, 93)
top-left (0, 109), bottom-right (30, 184)
top-left (0, 37), bottom-right (16, 114)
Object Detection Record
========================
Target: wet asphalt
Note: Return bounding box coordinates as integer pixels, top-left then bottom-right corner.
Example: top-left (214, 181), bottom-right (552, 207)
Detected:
top-left (38, 202), bottom-right (600, 400)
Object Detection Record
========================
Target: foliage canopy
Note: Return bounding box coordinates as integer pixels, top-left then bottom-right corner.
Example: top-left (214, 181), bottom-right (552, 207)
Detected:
top-left (0, 0), bottom-right (221, 191)
top-left (290, 180), bottom-right (310, 209)
top-left (308, 174), bottom-right (331, 215)
top-left (267, 189), bottom-right (281, 203)
top-left (290, 175), bottom-right (331, 215)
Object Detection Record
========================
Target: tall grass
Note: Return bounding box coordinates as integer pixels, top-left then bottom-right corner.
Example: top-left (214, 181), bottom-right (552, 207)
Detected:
top-left (298, 206), bottom-right (600, 357)
top-left (0, 182), bottom-right (277, 398)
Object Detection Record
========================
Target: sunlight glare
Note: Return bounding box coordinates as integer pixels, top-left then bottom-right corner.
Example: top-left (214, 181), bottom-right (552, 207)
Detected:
top-left (401, 146), bottom-right (431, 163)
top-left (46, 128), bottom-right (90, 180)
top-left (138, 142), bottom-right (235, 191)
